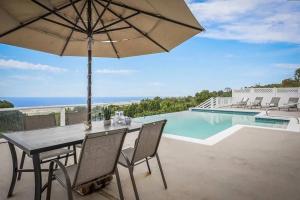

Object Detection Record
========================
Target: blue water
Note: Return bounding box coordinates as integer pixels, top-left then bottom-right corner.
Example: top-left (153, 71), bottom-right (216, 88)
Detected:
top-left (0, 97), bottom-right (147, 107)
top-left (134, 111), bottom-right (289, 140)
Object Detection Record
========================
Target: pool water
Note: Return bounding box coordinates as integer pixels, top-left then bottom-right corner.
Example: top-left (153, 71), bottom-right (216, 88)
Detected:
top-left (134, 111), bottom-right (289, 140)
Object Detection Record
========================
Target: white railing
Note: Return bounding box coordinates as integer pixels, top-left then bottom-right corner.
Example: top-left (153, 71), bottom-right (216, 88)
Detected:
top-left (215, 97), bottom-right (233, 107)
top-left (0, 101), bottom-right (139, 127)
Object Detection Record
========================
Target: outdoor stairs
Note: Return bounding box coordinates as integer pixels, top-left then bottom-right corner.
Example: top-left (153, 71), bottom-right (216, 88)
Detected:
top-left (197, 97), bottom-right (216, 108)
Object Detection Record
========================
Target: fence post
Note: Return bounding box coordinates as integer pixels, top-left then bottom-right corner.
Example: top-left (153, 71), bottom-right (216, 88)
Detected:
top-left (60, 108), bottom-right (65, 126)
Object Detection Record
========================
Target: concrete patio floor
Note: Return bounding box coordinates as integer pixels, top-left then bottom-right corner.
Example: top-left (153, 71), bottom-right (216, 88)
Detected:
top-left (1, 126), bottom-right (300, 200)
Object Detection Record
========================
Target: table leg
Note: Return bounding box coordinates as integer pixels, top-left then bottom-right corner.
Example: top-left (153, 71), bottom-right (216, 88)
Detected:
top-left (7, 142), bottom-right (18, 198)
top-left (32, 154), bottom-right (42, 200)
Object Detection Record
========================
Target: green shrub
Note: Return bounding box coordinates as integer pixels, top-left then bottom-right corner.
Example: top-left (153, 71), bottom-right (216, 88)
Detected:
top-left (0, 100), bottom-right (14, 108)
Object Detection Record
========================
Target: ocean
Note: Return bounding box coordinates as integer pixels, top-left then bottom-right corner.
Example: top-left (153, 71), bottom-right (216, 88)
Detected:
top-left (1, 97), bottom-right (148, 108)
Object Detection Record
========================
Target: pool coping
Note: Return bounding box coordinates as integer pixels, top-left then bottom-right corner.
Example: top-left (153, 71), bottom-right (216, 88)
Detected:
top-left (162, 108), bottom-right (300, 146)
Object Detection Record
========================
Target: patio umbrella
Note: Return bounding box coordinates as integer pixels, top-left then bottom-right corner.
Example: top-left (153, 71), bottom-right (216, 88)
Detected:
top-left (0, 0), bottom-right (204, 129)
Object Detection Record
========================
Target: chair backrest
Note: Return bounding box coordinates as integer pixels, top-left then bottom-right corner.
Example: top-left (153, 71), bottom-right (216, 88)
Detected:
top-left (253, 97), bottom-right (263, 104)
top-left (132, 120), bottom-right (167, 163)
top-left (287, 97), bottom-right (299, 104)
top-left (270, 97), bottom-right (280, 106)
top-left (73, 128), bottom-right (127, 187)
top-left (23, 114), bottom-right (56, 131)
top-left (66, 111), bottom-right (86, 125)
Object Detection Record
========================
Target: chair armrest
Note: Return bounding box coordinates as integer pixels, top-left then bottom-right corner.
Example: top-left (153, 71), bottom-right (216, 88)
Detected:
top-left (49, 159), bottom-right (73, 189)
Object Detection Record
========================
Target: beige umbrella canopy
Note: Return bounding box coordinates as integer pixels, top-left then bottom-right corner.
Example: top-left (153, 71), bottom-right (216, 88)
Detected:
top-left (0, 0), bottom-right (204, 128)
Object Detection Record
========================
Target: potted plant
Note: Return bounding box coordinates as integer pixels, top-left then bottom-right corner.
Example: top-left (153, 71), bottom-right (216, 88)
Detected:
top-left (102, 106), bottom-right (112, 126)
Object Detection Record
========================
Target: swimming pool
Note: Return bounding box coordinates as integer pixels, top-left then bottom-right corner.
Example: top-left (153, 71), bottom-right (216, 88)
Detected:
top-left (134, 110), bottom-right (289, 140)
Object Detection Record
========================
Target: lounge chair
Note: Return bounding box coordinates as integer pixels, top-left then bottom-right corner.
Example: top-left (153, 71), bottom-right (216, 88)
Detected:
top-left (279, 97), bottom-right (299, 111)
top-left (46, 128), bottom-right (128, 200)
top-left (18, 114), bottom-right (76, 181)
top-left (232, 98), bottom-right (249, 108)
top-left (249, 97), bottom-right (263, 109)
top-left (118, 120), bottom-right (168, 200)
top-left (231, 98), bottom-right (244, 107)
top-left (264, 97), bottom-right (280, 109)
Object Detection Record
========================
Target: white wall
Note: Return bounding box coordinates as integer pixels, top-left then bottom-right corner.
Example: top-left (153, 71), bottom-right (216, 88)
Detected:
top-left (232, 87), bottom-right (300, 106)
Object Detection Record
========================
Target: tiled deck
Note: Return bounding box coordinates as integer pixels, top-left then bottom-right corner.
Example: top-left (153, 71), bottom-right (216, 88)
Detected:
top-left (1, 126), bottom-right (300, 200)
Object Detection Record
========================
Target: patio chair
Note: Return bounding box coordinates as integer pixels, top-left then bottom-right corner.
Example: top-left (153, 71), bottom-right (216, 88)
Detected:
top-left (118, 120), bottom-right (167, 200)
top-left (46, 128), bottom-right (128, 200)
top-left (17, 114), bottom-right (76, 181)
top-left (64, 111), bottom-right (86, 164)
top-left (249, 97), bottom-right (263, 109)
top-left (264, 97), bottom-right (280, 109)
top-left (65, 111), bottom-right (86, 125)
top-left (279, 97), bottom-right (299, 111)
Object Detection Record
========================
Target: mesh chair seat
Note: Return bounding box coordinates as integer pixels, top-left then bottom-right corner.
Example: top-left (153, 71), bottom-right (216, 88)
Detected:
top-left (38, 148), bottom-right (74, 160)
top-left (118, 147), bottom-right (134, 166)
top-left (54, 164), bottom-right (78, 187)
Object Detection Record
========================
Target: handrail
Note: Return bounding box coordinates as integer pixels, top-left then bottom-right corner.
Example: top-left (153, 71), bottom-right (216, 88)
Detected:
top-left (197, 98), bottom-right (214, 108)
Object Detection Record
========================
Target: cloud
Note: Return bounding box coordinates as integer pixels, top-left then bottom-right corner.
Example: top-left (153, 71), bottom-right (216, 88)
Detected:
top-left (275, 63), bottom-right (300, 69)
top-left (187, 0), bottom-right (300, 44)
top-left (95, 69), bottom-right (137, 75)
top-left (0, 59), bottom-right (66, 72)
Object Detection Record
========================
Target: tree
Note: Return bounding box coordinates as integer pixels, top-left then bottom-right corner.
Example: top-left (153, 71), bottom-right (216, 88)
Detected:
top-left (195, 90), bottom-right (212, 104)
top-left (295, 68), bottom-right (300, 82)
top-left (282, 79), bottom-right (300, 87)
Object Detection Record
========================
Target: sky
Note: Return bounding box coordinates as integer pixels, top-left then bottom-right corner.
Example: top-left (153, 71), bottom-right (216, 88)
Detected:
top-left (0, 0), bottom-right (300, 97)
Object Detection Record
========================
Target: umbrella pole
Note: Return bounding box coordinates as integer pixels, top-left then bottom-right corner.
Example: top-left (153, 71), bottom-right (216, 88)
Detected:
top-left (87, 37), bottom-right (92, 130)
top-left (86, 0), bottom-right (92, 130)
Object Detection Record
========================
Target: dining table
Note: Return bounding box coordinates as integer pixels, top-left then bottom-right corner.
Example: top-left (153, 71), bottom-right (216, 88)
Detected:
top-left (2, 121), bottom-right (142, 200)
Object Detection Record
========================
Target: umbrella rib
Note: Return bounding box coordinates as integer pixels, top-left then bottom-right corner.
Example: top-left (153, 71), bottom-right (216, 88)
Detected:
top-left (97, 0), bottom-right (205, 32)
top-left (42, 17), bottom-right (85, 33)
top-left (0, 0), bottom-right (82, 38)
top-left (101, 20), bottom-right (120, 58)
top-left (95, 0), bottom-right (168, 52)
top-left (92, 0), bottom-right (112, 31)
top-left (70, 0), bottom-right (88, 30)
top-left (32, 0), bottom-right (86, 32)
top-left (60, 0), bottom-right (88, 56)
top-left (93, 12), bottom-right (139, 34)
top-left (92, 1), bottom-right (119, 58)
